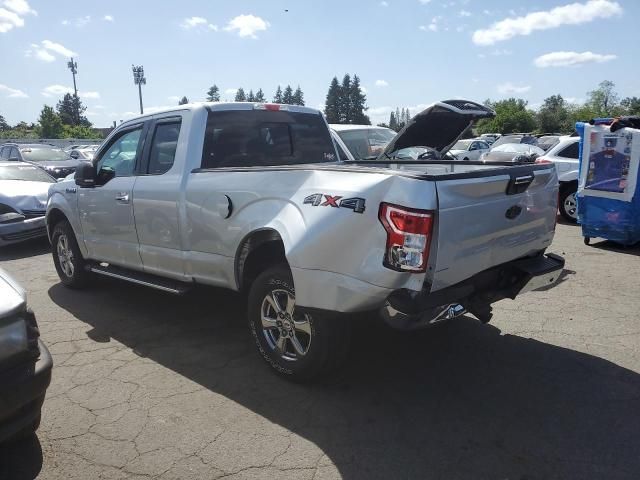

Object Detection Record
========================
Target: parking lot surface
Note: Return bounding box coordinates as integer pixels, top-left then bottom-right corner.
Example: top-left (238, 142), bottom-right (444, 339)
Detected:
top-left (1, 223), bottom-right (639, 480)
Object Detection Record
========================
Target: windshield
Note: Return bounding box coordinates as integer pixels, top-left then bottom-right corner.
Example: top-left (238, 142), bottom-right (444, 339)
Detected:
top-left (337, 128), bottom-right (396, 160)
top-left (452, 140), bottom-right (472, 151)
top-left (0, 164), bottom-right (55, 183)
top-left (21, 147), bottom-right (71, 162)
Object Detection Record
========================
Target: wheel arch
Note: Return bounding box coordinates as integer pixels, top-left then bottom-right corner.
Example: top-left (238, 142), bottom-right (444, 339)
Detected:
top-left (46, 207), bottom-right (69, 242)
top-left (235, 228), bottom-right (289, 293)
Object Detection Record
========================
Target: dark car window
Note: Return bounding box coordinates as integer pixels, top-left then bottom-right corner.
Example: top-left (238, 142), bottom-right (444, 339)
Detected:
top-left (10, 147), bottom-right (21, 159)
top-left (201, 109), bottom-right (336, 168)
top-left (148, 120), bottom-right (181, 175)
top-left (0, 147), bottom-right (9, 160)
top-left (0, 164), bottom-right (56, 183)
top-left (557, 142), bottom-right (579, 159)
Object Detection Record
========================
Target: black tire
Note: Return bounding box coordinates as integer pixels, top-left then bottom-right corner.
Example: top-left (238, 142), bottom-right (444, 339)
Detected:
top-left (3, 414), bottom-right (40, 444)
top-left (584, 236), bottom-right (591, 245)
top-left (51, 220), bottom-right (92, 288)
top-left (248, 264), bottom-right (350, 381)
top-left (559, 184), bottom-right (578, 223)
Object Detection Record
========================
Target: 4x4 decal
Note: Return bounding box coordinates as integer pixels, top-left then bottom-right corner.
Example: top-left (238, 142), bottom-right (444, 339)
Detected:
top-left (303, 194), bottom-right (366, 214)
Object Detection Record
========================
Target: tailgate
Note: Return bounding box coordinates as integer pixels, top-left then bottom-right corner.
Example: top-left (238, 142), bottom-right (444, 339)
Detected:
top-left (429, 164), bottom-right (558, 292)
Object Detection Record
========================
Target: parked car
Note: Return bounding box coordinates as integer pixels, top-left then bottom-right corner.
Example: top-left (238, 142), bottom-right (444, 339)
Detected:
top-left (449, 139), bottom-right (491, 160)
top-left (536, 135), bottom-right (562, 152)
top-left (0, 267), bottom-right (52, 443)
top-left (330, 125), bottom-right (396, 160)
top-left (69, 145), bottom-right (99, 160)
top-left (535, 136), bottom-right (580, 222)
top-left (46, 99), bottom-right (564, 381)
top-left (0, 143), bottom-right (80, 179)
top-left (481, 143), bottom-right (545, 163)
top-left (0, 161), bottom-right (55, 246)
top-left (479, 133), bottom-right (501, 145)
top-left (491, 134), bottom-right (538, 149)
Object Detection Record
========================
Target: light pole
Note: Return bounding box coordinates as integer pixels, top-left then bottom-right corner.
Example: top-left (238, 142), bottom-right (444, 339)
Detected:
top-left (132, 65), bottom-right (146, 115)
top-left (67, 58), bottom-right (79, 124)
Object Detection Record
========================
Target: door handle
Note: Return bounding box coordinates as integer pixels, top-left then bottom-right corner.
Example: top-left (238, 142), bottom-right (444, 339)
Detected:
top-left (115, 192), bottom-right (129, 203)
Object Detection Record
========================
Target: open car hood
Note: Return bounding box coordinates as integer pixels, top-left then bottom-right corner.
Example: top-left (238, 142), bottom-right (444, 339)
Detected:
top-left (379, 99), bottom-right (495, 158)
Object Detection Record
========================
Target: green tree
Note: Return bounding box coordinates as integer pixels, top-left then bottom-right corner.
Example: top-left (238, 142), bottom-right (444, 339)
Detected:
top-left (38, 105), bottom-right (64, 138)
top-left (476, 98), bottom-right (536, 134)
top-left (206, 84), bottom-right (220, 102)
top-left (254, 88), bottom-right (266, 103)
top-left (282, 85), bottom-right (294, 105)
top-left (56, 93), bottom-right (90, 126)
top-left (324, 77), bottom-right (341, 123)
top-left (292, 86), bottom-right (305, 106)
top-left (339, 74), bottom-right (352, 123)
top-left (0, 114), bottom-right (8, 131)
top-left (247, 90), bottom-right (256, 102)
top-left (621, 97), bottom-right (640, 115)
top-left (62, 124), bottom-right (98, 139)
top-left (234, 88), bottom-right (247, 102)
top-left (389, 111), bottom-right (397, 131)
top-left (178, 96), bottom-right (189, 105)
top-left (537, 94), bottom-right (571, 133)
top-left (587, 80), bottom-right (622, 117)
top-left (349, 75), bottom-right (370, 124)
top-left (273, 85), bottom-right (283, 103)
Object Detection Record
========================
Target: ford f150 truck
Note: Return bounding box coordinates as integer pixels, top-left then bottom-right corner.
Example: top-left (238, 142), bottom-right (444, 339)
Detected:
top-left (46, 100), bottom-right (564, 380)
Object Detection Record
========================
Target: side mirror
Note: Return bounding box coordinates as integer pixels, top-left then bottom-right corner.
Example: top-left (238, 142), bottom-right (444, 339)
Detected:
top-left (75, 162), bottom-right (97, 187)
top-left (70, 150), bottom-right (80, 159)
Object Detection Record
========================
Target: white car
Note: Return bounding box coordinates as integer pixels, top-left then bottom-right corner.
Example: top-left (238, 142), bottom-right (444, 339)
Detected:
top-left (330, 125), bottom-right (396, 160)
top-left (449, 139), bottom-right (491, 160)
top-left (535, 136), bottom-right (580, 222)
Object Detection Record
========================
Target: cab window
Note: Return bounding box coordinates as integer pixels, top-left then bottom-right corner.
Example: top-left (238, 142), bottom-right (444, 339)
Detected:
top-left (148, 120), bottom-right (181, 175)
top-left (95, 127), bottom-right (143, 177)
top-left (558, 142), bottom-right (579, 159)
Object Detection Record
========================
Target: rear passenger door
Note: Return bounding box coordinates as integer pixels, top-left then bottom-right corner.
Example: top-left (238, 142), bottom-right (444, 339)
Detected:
top-left (132, 113), bottom-right (186, 279)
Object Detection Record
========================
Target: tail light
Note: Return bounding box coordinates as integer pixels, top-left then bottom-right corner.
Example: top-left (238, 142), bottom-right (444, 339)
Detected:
top-left (379, 203), bottom-right (434, 272)
top-left (535, 157), bottom-right (552, 164)
top-left (253, 103), bottom-right (287, 111)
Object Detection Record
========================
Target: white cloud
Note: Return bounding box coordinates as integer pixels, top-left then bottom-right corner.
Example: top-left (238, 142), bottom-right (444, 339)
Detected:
top-left (497, 82), bottom-right (531, 94)
top-left (4, 0), bottom-right (35, 15)
top-left (534, 50), bottom-right (616, 68)
top-left (81, 91), bottom-right (100, 99)
top-left (168, 95), bottom-right (181, 102)
top-left (35, 49), bottom-right (55, 62)
top-left (42, 85), bottom-right (72, 97)
top-left (375, 79), bottom-right (389, 87)
top-left (472, 0), bottom-right (622, 46)
top-left (41, 39), bottom-right (77, 57)
top-left (103, 14), bottom-right (114, 22)
top-left (224, 14), bottom-right (269, 38)
top-left (459, 10), bottom-right (471, 17)
top-left (0, 7), bottom-right (23, 32)
top-left (380, 1), bottom-right (389, 5)
top-left (0, 83), bottom-right (28, 98)
top-left (62, 15), bottom-right (91, 28)
top-left (181, 16), bottom-right (207, 29)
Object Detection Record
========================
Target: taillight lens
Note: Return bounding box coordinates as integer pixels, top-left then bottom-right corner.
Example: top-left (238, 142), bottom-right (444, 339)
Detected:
top-left (535, 157), bottom-right (552, 164)
top-left (379, 203), bottom-right (434, 272)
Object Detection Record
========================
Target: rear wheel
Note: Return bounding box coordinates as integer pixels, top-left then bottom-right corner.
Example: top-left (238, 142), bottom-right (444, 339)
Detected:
top-left (248, 265), bottom-right (349, 381)
top-left (51, 220), bottom-right (92, 288)
top-left (559, 184), bottom-right (578, 223)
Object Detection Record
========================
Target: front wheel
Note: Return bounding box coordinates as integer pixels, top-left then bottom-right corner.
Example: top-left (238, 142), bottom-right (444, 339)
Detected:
top-left (51, 220), bottom-right (92, 288)
top-left (559, 185), bottom-right (578, 223)
top-left (247, 265), bottom-right (349, 381)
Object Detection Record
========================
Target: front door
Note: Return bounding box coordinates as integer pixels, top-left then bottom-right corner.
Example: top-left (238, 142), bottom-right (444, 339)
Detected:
top-left (78, 124), bottom-right (146, 268)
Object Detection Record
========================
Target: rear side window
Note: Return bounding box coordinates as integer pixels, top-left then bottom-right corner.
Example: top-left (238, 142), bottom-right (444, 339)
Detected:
top-left (201, 110), bottom-right (336, 168)
top-left (557, 142), bottom-right (579, 159)
top-left (0, 147), bottom-right (8, 160)
top-left (148, 120), bottom-right (181, 175)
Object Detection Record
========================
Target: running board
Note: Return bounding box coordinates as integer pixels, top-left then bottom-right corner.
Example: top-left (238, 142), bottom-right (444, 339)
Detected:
top-left (89, 264), bottom-right (192, 295)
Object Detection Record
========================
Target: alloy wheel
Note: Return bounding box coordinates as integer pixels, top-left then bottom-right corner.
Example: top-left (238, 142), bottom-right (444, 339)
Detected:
top-left (56, 234), bottom-right (75, 278)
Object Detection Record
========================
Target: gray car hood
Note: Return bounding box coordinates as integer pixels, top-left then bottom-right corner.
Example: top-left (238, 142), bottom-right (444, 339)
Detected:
top-left (0, 267), bottom-right (26, 318)
top-left (380, 99), bottom-right (495, 158)
top-left (0, 180), bottom-right (50, 212)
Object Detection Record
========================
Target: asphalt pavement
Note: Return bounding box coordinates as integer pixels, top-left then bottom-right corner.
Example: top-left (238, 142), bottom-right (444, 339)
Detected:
top-left (0, 222), bottom-right (639, 480)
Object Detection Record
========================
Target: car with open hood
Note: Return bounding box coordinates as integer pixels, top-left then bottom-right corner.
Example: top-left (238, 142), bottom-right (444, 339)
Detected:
top-left (0, 161), bottom-right (55, 246)
top-left (46, 99), bottom-right (564, 381)
top-left (0, 143), bottom-right (80, 179)
top-left (0, 267), bottom-right (52, 443)
top-left (480, 143), bottom-right (545, 163)
top-left (330, 125), bottom-right (396, 161)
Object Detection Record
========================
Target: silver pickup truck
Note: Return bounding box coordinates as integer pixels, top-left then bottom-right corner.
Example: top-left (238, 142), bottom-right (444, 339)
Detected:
top-left (46, 100), bottom-right (564, 380)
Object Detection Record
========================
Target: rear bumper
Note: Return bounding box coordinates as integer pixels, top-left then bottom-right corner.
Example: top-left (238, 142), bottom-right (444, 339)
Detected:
top-left (382, 252), bottom-right (565, 329)
top-left (0, 216), bottom-right (47, 247)
top-left (0, 339), bottom-right (53, 443)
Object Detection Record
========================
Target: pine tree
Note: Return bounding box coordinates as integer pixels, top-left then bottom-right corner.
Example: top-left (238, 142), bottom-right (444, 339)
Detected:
top-left (56, 93), bottom-right (90, 127)
top-left (273, 85), bottom-right (283, 103)
top-left (38, 105), bottom-right (63, 138)
top-left (0, 114), bottom-right (9, 131)
top-left (404, 108), bottom-right (411, 125)
top-left (292, 86), bottom-right (305, 106)
top-left (339, 74), bottom-right (352, 123)
top-left (349, 75), bottom-right (370, 124)
top-left (206, 84), bottom-right (220, 102)
top-left (324, 77), bottom-right (341, 123)
top-left (254, 88), bottom-right (266, 103)
top-left (395, 107), bottom-right (402, 129)
top-left (235, 88), bottom-right (247, 102)
top-left (178, 96), bottom-right (189, 105)
top-left (282, 85), bottom-right (294, 105)
top-left (389, 111), bottom-right (397, 131)
top-left (247, 90), bottom-right (256, 102)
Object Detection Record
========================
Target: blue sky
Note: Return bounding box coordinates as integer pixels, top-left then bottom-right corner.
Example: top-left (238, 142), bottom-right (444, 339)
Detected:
top-left (0, 0), bottom-right (638, 126)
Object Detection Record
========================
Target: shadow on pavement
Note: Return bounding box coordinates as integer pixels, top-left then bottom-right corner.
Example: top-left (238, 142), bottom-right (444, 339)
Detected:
top-left (0, 433), bottom-right (43, 480)
top-left (0, 238), bottom-right (50, 261)
top-left (47, 279), bottom-right (640, 480)
top-left (587, 239), bottom-right (640, 257)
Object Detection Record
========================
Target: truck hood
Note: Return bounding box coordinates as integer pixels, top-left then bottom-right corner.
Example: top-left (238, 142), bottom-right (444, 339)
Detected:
top-left (0, 180), bottom-right (50, 211)
top-left (380, 100), bottom-right (495, 158)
